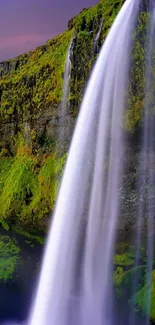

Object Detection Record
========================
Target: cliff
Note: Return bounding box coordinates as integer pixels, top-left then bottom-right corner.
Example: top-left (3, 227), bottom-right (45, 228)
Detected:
top-left (0, 0), bottom-right (146, 236)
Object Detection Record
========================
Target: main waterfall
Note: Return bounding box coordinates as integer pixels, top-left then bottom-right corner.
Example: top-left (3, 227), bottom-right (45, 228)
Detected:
top-left (27, 0), bottom-right (155, 324)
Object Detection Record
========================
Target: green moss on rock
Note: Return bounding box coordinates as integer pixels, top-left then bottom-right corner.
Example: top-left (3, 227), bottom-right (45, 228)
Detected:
top-left (70, 0), bottom-right (125, 115)
top-left (0, 235), bottom-right (20, 282)
top-left (113, 242), bottom-right (147, 299)
top-left (114, 253), bottom-right (134, 266)
top-left (124, 12), bottom-right (150, 132)
top-left (114, 264), bottom-right (146, 299)
top-left (0, 0), bottom-right (151, 234)
top-left (0, 30), bottom-right (74, 122)
top-left (0, 0), bottom-right (127, 233)
top-left (0, 135), bottom-right (66, 233)
top-left (133, 270), bottom-right (155, 321)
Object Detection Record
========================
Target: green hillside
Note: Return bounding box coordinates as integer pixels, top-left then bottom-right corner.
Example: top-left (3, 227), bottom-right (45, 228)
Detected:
top-left (0, 0), bottom-right (143, 236)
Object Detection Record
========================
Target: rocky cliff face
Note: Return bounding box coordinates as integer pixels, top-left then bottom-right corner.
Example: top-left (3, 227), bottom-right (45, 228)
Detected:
top-left (0, 0), bottom-right (147, 235)
top-left (0, 0), bottom-right (125, 155)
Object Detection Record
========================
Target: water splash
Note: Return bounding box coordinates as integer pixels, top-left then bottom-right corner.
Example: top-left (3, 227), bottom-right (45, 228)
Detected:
top-left (28, 1), bottom-right (139, 324)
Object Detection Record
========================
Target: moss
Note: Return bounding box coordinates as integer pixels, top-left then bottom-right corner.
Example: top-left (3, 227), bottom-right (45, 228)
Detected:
top-left (114, 266), bottom-right (125, 286)
top-left (70, 0), bottom-right (125, 116)
top-left (0, 0), bottom-right (150, 233)
top-left (133, 270), bottom-right (155, 321)
top-left (69, 0), bottom-right (124, 35)
top-left (0, 29), bottom-right (74, 129)
top-left (114, 264), bottom-right (146, 298)
top-left (0, 135), bottom-right (67, 233)
top-left (0, 0), bottom-right (125, 233)
top-left (0, 235), bottom-right (20, 282)
top-left (0, 158), bottom-right (13, 192)
top-left (114, 253), bottom-right (134, 266)
top-left (12, 226), bottom-right (44, 244)
top-left (114, 242), bottom-right (147, 299)
top-left (0, 0), bottom-right (125, 130)
top-left (124, 12), bottom-right (150, 132)
top-left (114, 242), bottom-right (135, 266)
top-left (0, 0), bottom-right (150, 141)
top-left (22, 153), bottom-right (67, 225)
top-left (116, 242), bottom-right (133, 254)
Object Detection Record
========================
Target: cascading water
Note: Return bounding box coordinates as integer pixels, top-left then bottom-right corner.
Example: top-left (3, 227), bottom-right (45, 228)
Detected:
top-left (61, 37), bottom-right (75, 113)
top-left (58, 37), bottom-right (76, 151)
top-left (28, 1), bottom-right (141, 325)
top-left (93, 18), bottom-right (104, 53)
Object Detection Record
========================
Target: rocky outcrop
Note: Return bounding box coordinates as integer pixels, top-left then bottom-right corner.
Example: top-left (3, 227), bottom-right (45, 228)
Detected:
top-left (0, 0), bottom-right (125, 156)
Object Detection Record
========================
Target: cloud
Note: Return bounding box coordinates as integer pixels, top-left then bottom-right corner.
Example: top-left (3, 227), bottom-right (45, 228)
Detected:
top-left (0, 0), bottom-right (98, 61)
top-left (0, 34), bottom-right (45, 49)
top-left (0, 33), bottom-right (53, 61)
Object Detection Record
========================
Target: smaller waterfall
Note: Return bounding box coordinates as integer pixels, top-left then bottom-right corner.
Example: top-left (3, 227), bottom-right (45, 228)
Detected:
top-left (62, 37), bottom-right (75, 109)
top-left (93, 18), bottom-right (104, 53)
top-left (58, 36), bottom-right (76, 152)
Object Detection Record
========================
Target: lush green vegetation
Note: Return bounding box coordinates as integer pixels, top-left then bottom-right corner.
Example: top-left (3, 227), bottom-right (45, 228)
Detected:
top-left (124, 12), bottom-right (148, 132)
top-left (0, 0), bottom-right (125, 126)
top-left (0, 30), bottom-right (74, 123)
top-left (69, 0), bottom-right (125, 113)
top-left (0, 2), bottom-right (155, 322)
top-left (0, 235), bottom-right (20, 281)
top-left (113, 241), bottom-right (155, 321)
top-left (133, 270), bottom-right (155, 321)
top-left (0, 134), bottom-right (66, 234)
top-left (0, 0), bottom-right (128, 234)
top-left (68, 0), bottom-right (124, 35)
top-left (0, 0), bottom-right (152, 235)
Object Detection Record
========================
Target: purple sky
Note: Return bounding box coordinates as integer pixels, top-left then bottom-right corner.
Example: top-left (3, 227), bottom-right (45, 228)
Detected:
top-left (0, 0), bottom-right (98, 62)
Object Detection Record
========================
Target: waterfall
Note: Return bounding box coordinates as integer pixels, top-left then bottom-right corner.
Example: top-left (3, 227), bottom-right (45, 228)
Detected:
top-left (93, 18), bottom-right (104, 53)
top-left (58, 36), bottom-right (76, 152)
top-left (61, 37), bottom-right (75, 111)
top-left (28, 0), bottom-right (140, 325)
